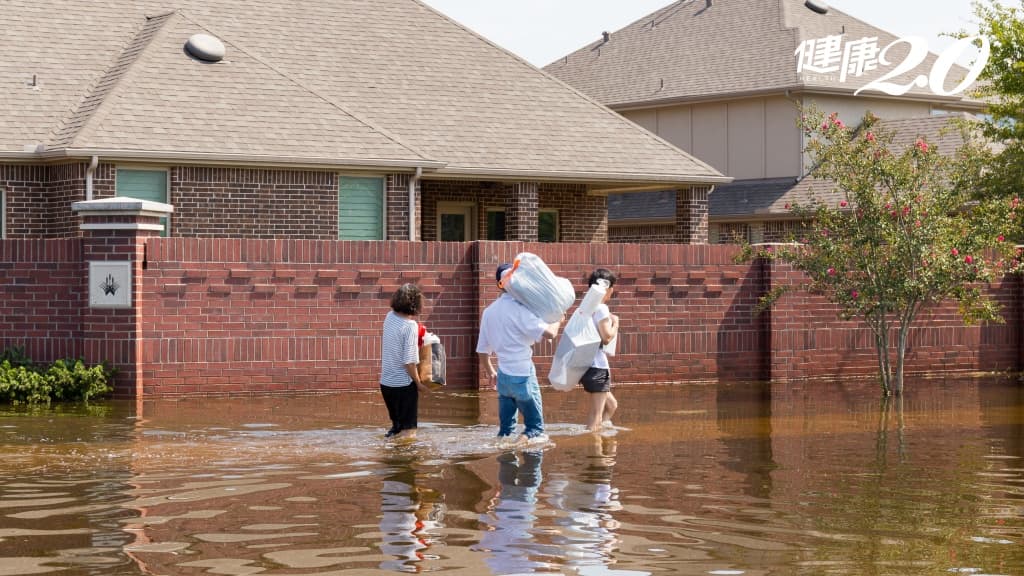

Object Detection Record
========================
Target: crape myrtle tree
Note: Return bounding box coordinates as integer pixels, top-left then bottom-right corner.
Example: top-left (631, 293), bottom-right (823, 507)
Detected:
top-left (744, 109), bottom-right (1020, 396)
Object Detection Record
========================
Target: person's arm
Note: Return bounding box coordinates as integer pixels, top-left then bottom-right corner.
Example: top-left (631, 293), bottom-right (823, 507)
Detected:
top-left (405, 362), bottom-right (430, 393)
top-left (404, 322), bottom-right (429, 393)
top-left (478, 352), bottom-right (497, 389)
top-left (597, 314), bottom-right (619, 346)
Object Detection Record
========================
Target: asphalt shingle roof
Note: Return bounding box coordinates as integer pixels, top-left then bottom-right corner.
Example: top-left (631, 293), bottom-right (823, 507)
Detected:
top-left (1, 0), bottom-right (728, 185)
top-left (545, 0), bottom-right (978, 109)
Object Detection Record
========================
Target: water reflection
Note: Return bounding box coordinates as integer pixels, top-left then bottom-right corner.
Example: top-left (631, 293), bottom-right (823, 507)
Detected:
top-left (0, 378), bottom-right (1021, 575)
top-left (377, 453), bottom-right (444, 573)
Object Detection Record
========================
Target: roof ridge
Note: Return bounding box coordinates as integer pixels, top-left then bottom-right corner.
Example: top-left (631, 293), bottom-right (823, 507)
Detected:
top-left (174, 10), bottom-right (436, 165)
top-left (407, 0), bottom-right (724, 179)
top-left (48, 11), bottom-right (176, 149)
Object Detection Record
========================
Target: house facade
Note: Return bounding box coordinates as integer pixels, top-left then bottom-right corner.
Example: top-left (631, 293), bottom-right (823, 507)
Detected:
top-left (0, 0), bottom-right (729, 245)
top-left (545, 0), bottom-right (986, 244)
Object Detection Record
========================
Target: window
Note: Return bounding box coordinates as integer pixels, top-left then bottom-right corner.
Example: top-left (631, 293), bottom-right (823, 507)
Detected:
top-left (717, 223), bottom-right (751, 244)
top-left (338, 176), bottom-right (384, 240)
top-left (116, 169), bottom-right (170, 237)
top-left (485, 208), bottom-right (506, 241)
top-left (539, 209), bottom-right (559, 243)
top-left (437, 202), bottom-right (476, 241)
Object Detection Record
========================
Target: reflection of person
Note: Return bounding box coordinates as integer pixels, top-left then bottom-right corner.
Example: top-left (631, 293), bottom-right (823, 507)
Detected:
top-left (474, 450), bottom-right (554, 574)
top-left (548, 435), bottom-right (621, 569)
top-left (476, 263), bottom-right (560, 445)
top-left (378, 456), bottom-right (443, 573)
top-left (580, 269), bottom-right (619, 432)
top-left (380, 283), bottom-right (432, 440)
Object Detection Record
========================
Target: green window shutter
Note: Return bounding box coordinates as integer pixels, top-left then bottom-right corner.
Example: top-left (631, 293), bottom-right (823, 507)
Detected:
top-left (116, 169), bottom-right (169, 237)
top-left (339, 177), bottom-right (384, 240)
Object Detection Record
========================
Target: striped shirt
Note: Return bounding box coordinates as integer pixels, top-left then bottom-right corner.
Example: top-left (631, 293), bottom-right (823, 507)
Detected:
top-left (381, 310), bottom-right (419, 387)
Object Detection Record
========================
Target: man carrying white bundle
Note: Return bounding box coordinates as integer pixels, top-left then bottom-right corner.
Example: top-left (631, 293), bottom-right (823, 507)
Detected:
top-left (477, 263), bottom-right (562, 447)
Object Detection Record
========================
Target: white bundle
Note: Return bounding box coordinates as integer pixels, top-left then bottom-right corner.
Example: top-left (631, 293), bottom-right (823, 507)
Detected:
top-left (548, 279), bottom-right (608, 391)
top-left (498, 252), bottom-right (575, 323)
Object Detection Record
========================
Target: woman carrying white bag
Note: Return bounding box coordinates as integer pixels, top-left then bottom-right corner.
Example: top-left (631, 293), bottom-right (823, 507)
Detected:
top-left (579, 269), bottom-right (619, 432)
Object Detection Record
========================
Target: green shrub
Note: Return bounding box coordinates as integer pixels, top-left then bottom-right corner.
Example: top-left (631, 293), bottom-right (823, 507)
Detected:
top-left (0, 351), bottom-right (114, 405)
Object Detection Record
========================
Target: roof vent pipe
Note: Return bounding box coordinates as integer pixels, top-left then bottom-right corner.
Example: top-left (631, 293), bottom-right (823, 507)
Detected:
top-left (602, 31), bottom-right (610, 43)
top-left (706, 0), bottom-right (712, 7)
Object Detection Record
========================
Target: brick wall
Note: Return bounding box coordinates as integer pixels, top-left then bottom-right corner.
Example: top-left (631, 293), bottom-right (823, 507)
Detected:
top-left (0, 239), bottom-right (83, 361)
top-left (138, 239), bottom-right (481, 396)
top-left (170, 167), bottom-right (338, 239)
top-left (1, 235), bottom-right (1020, 398)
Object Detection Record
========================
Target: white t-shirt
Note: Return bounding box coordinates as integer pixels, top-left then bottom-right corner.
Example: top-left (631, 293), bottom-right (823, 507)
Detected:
top-left (476, 293), bottom-right (549, 377)
top-left (380, 311), bottom-right (419, 387)
top-left (591, 303), bottom-right (612, 370)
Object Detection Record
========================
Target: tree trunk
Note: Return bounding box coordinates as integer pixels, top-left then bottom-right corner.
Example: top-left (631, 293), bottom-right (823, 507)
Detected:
top-left (893, 324), bottom-right (909, 396)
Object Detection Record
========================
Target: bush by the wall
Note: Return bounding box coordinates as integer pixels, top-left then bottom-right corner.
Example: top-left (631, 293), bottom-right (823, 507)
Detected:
top-left (0, 349), bottom-right (113, 404)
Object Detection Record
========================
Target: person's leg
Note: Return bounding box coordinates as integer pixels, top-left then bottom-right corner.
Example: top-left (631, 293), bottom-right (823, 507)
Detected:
top-left (518, 368), bottom-right (545, 439)
top-left (602, 391), bottom-right (618, 426)
top-left (587, 392), bottom-right (607, 432)
top-left (581, 368), bottom-right (611, 431)
top-left (380, 385), bottom-right (401, 436)
top-left (495, 371), bottom-right (520, 437)
top-left (394, 381), bottom-right (419, 438)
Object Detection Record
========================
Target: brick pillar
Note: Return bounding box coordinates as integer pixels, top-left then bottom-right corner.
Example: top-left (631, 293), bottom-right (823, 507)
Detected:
top-left (675, 186), bottom-right (710, 244)
top-left (386, 173), bottom-right (421, 241)
top-left (71, 197), bottom-right (173, 398)
top-left (506, 182), bottom-right (539, 242)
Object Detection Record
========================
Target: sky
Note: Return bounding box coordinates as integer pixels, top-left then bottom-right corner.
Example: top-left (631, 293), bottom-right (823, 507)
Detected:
top-left (420, 0), bottom-right (980, 68)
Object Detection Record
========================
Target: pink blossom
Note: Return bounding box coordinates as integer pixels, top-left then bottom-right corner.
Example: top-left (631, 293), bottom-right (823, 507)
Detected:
top-left (834, 119), bottom-right (846, 129)
top-left (915, 139), bottom-right (929, 153)
top-left (998, 235), bottom-right (1006, 243)
top-left (785, 203), bottom-right (791, 210)
top-left (915, 220), bottom-right (922, 228)
top-left (885, 202), bottom-right (892, 210)
top-left (851, 290), bottom-right (859, 299)
top-left (965, 255), bottom-right (974, 265)
top-left (865, 132), bottom-right (876, 142)
top-left (890, 210), bottom-right (898, 218)
top-left (951, 248), bottom-right (960, 256)
top-left (839, 200), bottom-right (848, 208)
top-left (902, 205), bottom-right (910, 216)
top-left (1013, 197), bottom-right (1020, 209)
top-left (827, 267), bottom-right (836, 276)
top-left (821, 121), bottom-right (829, 131)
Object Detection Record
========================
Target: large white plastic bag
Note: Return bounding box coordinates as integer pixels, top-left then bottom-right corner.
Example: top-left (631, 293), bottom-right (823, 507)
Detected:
top-left (549, 280), bottom-right (607, 391)
top-left (499, 252), bottom-right (575, 324)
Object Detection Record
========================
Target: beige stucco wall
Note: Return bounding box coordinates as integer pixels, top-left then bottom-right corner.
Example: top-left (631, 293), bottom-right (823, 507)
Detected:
top-left (621, 96), bottom-right (801, 181)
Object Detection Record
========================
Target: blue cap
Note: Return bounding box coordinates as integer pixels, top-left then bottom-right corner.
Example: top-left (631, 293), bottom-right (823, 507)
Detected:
top-left (496, 262), bottom-right (513, 283)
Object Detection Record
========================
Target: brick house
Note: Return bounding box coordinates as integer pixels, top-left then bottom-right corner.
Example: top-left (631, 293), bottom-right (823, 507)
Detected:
top-left (1, 0), bottom-right (729, 244)
top-left (545, 0), bottom-right (987, 244)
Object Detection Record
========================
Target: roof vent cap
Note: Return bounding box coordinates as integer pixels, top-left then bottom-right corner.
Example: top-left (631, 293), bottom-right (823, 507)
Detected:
top-left (185, 33), bottom-right (225, 62)
top-left (805, 0), bottom-right (829, 14)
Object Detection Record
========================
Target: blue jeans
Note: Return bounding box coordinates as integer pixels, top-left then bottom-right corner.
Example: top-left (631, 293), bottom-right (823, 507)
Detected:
top-left (496, 367), bottom-right (545, 438)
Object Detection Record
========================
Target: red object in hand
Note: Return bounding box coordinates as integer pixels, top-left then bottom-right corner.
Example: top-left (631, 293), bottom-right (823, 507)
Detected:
top-left (418, 323), bottom-right (426, 347)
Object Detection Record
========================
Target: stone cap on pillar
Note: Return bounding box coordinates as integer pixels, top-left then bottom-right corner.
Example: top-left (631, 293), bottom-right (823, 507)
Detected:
top-left (72, 196), bottom-right (174, 232)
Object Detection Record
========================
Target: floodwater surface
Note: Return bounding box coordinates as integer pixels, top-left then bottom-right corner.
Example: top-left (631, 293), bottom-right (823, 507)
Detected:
top-left (0, 378), bottom-right (1022, 575)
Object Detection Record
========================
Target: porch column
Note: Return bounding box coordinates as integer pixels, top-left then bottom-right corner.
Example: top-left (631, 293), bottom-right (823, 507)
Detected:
top-left (506, 181), bottom-right (539, 242)
top-left (71, 197), bottom-right (173, 398)
top-left (385, 174), bottom-right (421, 241)
top-left (675, 185), bottom-right (710, 244)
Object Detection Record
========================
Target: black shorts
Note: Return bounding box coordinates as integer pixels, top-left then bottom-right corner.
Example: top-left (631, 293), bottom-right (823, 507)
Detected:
top-left (380, 382), bottom-right (419, 433)
top-left (581, 367), bottom-right (611, 393)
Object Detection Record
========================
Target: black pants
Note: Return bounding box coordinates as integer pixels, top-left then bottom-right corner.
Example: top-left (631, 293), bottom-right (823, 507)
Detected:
top-left (380, 382), bottom-right (419, 434)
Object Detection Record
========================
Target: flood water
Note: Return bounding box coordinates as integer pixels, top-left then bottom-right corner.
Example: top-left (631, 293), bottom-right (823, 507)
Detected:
top-left (1, 378), bottom-right (1022, 576)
